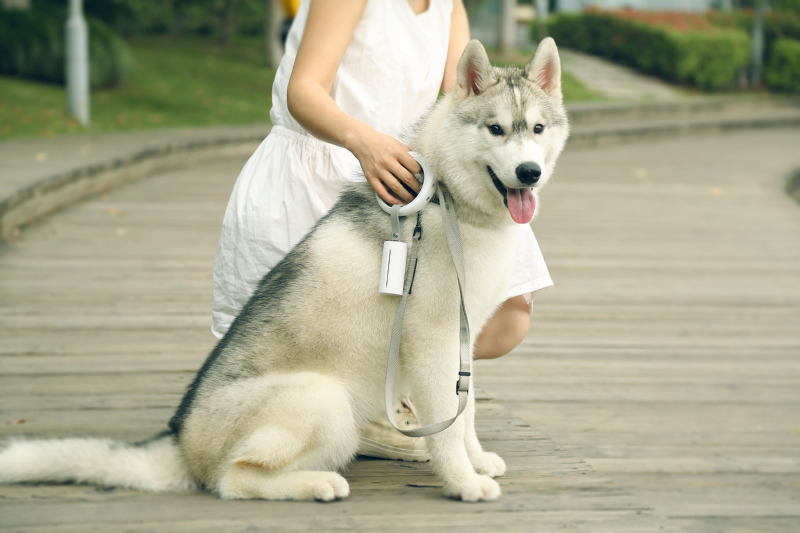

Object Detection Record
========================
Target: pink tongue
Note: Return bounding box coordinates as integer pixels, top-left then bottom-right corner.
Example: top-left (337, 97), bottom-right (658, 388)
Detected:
top-left (507, 188), bottom-right (536, 224)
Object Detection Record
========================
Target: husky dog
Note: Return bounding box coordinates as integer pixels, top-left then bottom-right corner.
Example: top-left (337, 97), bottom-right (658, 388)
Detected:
top-left (0, 38), bottom-right (568, 502)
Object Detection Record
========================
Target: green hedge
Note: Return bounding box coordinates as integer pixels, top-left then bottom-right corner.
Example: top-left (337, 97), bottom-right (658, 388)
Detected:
top-left (0, 8), bottom-right (134, 89)
top-left (764, 38), bottom-right (800, 92)
top-left (712, 10), bottom-right (800, 93)
top-left (548, 12), bottom-right (751, 91)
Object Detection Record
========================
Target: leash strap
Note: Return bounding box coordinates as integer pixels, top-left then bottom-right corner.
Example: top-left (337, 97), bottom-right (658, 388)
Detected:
top-left (390, 204), bottom-right (402, 241)
top-left (384, 188), bottom-right (471, 438)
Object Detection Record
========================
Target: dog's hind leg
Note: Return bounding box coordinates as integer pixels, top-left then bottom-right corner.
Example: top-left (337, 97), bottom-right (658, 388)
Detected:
top-left (220, 468), bottom-right (350, 501)
top-left (212, 373), bottom-right (358, 501)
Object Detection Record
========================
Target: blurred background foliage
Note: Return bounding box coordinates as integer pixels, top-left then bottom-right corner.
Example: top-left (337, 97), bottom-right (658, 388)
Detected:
top-left (1, 0), bottom-right (798, 139)
top-left (547, 6), bottom-right (800, 92)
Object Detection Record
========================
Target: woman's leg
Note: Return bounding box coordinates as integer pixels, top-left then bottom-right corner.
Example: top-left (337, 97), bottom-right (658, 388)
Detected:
top-left (473, 294), bottom-right (533, 360)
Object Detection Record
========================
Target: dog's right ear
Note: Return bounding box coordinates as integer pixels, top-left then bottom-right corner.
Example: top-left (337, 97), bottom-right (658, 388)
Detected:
top-left (455, 40), bottom-right (494, 98)
top-left (526, 37), bottom-right (563, 103)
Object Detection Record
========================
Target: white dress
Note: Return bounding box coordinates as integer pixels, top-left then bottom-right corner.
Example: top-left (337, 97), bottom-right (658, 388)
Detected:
top-left (211, 0), bottom-right (552, 338)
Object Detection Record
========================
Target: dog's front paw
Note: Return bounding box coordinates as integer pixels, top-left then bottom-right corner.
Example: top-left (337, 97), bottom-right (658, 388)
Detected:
top-left (444, 474), bottom-right (501, 502)
top-left (471, 451), bottom-right (506, 478)
top-left (309, 472), bottom-right (350, 502)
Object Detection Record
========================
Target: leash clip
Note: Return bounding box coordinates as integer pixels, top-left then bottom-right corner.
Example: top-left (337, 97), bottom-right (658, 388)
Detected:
top-left (456, 371), bottom-right (471, 394)
top-left (412, 211), bottom-right (423, 241)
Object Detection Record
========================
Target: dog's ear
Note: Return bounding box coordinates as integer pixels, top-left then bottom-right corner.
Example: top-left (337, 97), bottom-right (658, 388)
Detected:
top-left (456, 40), bottom-right (494, 97)
top-left (526, 37), bottom-right (563, 103)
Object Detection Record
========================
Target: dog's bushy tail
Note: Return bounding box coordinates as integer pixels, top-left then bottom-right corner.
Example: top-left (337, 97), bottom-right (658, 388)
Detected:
top-left (0, 432), bottom-right (196, 492)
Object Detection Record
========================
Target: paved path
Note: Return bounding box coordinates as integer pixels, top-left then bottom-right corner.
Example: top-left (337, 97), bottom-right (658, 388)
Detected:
top-left (560, 50), bottom-right (685, 101)
top-left (0, 149), bottom-right (673, 533)
top-left (482, 129), bottom-right (800, 532)
top-left (1, 48), bottom-right (800, 531)
top-left (1, 124), bottom-right (799, 531)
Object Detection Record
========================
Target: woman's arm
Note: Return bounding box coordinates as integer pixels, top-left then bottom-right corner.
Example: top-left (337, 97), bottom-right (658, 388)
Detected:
top-left (441, 0), bottom-right (470, 93)
top-left (286, 0), bottom-right (420, 204)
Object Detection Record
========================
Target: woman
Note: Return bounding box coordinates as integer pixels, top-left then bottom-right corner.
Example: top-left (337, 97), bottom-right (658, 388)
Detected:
top-left (212, 0), bottom-right (551, 458)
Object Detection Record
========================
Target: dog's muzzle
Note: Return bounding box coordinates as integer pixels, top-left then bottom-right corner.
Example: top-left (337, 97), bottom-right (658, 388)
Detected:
top-left (488, 165), bottom-right (539, 225)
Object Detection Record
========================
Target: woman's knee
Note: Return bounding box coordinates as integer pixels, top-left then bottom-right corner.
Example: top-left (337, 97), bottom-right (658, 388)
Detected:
top-left (474, 294), bottom-right (532, 360)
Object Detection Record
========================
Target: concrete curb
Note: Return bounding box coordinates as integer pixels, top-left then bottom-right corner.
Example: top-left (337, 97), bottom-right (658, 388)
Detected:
top-left (567, 95), bottom-right (800, 124)
top-left (786, 168), bottom-right (800, 205)
top-left (2, 96), bottom-right (799, 242)
top-left (568, 109), bottom-right (800, 148)
top-left (0, 128), bottom-right (265, 241)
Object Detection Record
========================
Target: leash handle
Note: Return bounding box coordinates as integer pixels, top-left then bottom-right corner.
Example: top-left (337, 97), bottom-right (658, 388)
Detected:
top-left (384, 189), bottom-right (471, 438)
top-left (376, 152), bottom-right (437, 217)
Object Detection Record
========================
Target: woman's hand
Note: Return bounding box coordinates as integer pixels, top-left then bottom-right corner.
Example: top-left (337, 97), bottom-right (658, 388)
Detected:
top-left (286, 0), bottom-right (420, 205)
top-left (345, 126), bottom-right (421, 205)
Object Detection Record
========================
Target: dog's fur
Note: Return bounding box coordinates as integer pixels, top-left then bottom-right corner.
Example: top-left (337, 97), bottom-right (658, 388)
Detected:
top-left (0, 39), bottom-right (568, 502)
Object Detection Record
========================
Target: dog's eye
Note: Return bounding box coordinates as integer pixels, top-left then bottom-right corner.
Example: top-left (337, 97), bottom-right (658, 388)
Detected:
top-left (533, 123), bottom-right (546, 134)
top-left (487, 124), bottom-right (505, 136)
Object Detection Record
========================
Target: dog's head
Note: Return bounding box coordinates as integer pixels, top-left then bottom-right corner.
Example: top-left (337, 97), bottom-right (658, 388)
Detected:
top-left (418, 38), bottom-right (569, 226)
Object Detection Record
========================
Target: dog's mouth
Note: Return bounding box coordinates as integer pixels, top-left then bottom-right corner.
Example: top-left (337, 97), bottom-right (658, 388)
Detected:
top-left (488, 166), bottom-right (536, 224)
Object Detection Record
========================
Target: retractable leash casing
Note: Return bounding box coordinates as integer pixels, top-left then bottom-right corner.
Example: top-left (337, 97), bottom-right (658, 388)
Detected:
top-left (378, 240), bottom-right (407, 295)
top-left (378, 153), bottom-right (472, 438)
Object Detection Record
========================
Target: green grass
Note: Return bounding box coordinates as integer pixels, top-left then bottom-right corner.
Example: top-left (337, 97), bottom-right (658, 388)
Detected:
top-left (560, 71), bottom-right (603, 102)
top-left (1, 35), bottom-right (598, 140)
top-left (489, 47), bottom-right (605, 103)
top-left (1, 35), bottom-right (274, 139)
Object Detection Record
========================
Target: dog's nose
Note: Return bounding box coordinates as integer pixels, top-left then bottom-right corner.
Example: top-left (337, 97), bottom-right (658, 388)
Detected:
top-left (516, 162), bottom-right (541, 185)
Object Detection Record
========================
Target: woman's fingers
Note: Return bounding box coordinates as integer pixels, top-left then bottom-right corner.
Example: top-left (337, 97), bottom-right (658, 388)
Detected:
top-left (354, 129), bottom-right (426, 205)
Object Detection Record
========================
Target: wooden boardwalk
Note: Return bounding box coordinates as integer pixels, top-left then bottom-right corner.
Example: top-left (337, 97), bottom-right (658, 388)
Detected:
top-left (1, 128), bottom-right (799, 531)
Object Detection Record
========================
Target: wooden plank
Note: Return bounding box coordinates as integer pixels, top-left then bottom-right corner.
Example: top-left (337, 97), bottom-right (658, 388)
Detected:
top-left (480, 130), bottom-right (800, 532)
top-left (0, 158), bottom-right (678, 531)
top-left (2, 129), bottom-right (800, 531)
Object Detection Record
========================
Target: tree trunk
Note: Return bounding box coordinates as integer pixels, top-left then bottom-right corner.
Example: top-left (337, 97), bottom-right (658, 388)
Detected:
top-left (498, 0), bottom-right (516, 55)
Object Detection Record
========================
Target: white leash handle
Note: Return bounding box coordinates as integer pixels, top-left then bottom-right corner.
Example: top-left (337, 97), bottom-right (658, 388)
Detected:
top-left (376, 151), bottom-right (437, 217)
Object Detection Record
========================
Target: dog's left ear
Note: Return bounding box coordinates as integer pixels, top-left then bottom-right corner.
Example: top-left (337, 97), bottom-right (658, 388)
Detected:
top-left (456, 40), bottom-right (494, 98)
top-left (526, 37), bottom-right (563, 103)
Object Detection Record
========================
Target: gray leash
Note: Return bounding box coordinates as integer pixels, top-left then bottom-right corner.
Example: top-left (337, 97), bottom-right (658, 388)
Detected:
top-left (384, 187), bottom-right (471, 438)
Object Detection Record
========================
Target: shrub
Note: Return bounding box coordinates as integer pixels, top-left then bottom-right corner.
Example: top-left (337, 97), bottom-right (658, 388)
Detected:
top-left (0, 8), bottom-right (134, 89)
top-left (711, 9), bottom-right (800, 49)
top-left (548, 10), bottom-right (751, 91)
top-left (87, 19), bottom-right (136, 88)
top-left (764, 37), bottom-right (800, 92)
